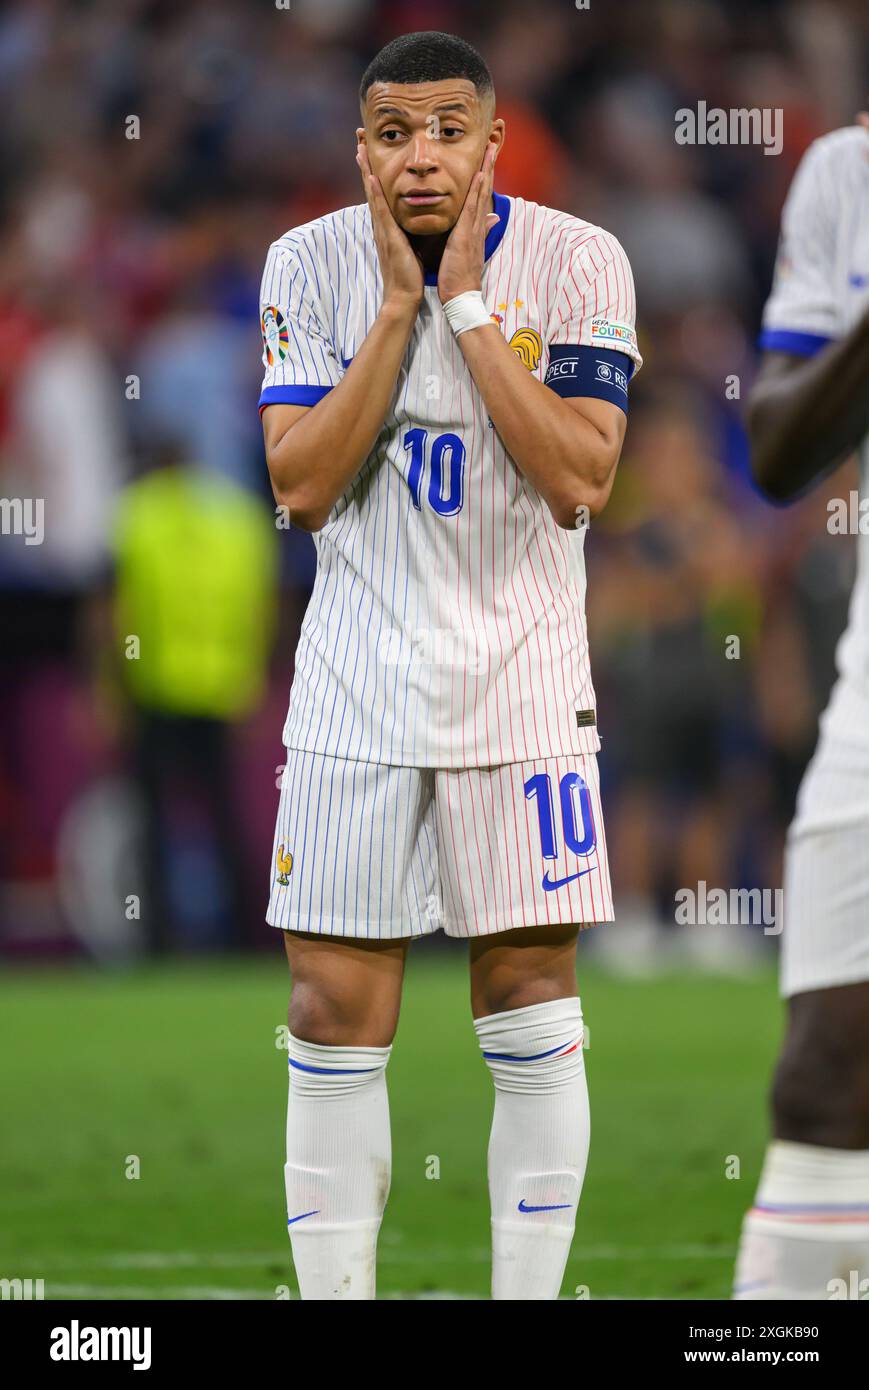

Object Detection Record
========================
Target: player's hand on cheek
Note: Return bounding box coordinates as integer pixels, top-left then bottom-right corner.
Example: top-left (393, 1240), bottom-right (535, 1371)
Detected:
top-left (437, 142), bottom-right (499, 306)
top-left (357, 143), bottom-right (425, 314)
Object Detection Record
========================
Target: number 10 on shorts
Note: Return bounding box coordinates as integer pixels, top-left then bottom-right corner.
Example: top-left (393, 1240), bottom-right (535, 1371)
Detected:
top-left (525, 772), bottom-right (596, 860)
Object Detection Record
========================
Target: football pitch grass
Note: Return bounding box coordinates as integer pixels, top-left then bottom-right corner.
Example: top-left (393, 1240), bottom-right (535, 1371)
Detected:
top-left (1, 947), bottom-right (783, 1300)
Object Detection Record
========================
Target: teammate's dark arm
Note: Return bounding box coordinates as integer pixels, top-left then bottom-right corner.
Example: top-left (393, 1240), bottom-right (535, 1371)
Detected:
top-left (747, 302), bottom-right (869, 502)
top-left (262, 299), bottom-right (417, 532)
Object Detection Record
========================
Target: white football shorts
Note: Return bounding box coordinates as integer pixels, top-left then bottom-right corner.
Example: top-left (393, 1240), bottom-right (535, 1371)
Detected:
top-left (266, 748), bottom-right (613, 939)
top-left (781, 696), bottom-right (869, 997)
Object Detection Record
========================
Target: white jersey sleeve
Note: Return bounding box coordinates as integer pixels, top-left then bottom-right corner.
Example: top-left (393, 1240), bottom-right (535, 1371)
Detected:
top-left (759, 136), bottom-right (842, 355)
top-left (258, 239), bottom-right (344, 412)
top-left (550, 230), bottom-right (642, 362)
top-left (543, 229), bottom-right (642, 409)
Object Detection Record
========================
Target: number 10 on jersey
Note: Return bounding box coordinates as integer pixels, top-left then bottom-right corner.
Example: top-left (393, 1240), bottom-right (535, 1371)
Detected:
top-left (403, 428), bottom-right (467, 516)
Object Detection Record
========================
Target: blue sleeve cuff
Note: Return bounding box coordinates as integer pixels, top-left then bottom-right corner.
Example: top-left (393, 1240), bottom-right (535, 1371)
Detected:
top-left (757, 328), bottom-right (833, 357)
top-left (258, 383), bottom-right (333, 413)
top-left (544, 345), bottom-right (634, 413)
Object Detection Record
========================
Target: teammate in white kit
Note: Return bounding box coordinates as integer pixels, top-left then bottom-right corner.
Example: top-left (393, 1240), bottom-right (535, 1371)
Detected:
top-left (258, 32), bottom-right (642, 1300)
top-left (734, 121), bottom-right (869, 1299)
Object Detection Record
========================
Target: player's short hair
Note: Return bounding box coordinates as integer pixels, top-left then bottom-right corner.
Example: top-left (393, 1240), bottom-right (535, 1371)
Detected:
top-left (359, 31), bottom-right (494, 113)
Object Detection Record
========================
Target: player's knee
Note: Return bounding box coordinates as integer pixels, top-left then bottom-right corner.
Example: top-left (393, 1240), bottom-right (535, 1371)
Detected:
top-left (473, 973), bottom-right (578, 1019)
top-left (470, 923), bottom-right (581, 1018)
top-left (288, 986), bottom-right (397, 1048)
top-left (286, 1030), bottom-right (392, 1107)
top-left (474, 996), bottom-right (586, 1095)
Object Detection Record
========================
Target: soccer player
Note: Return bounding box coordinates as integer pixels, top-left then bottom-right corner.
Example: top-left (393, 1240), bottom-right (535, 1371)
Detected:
top-left (733, 120), bottom-right (869, 1299)
top-left (258, 32), bottom-right (642, 1300)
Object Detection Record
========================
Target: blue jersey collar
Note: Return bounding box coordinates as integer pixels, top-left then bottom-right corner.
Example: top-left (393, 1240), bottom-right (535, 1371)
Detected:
top-left (423, 190), bottom-right (511, 287)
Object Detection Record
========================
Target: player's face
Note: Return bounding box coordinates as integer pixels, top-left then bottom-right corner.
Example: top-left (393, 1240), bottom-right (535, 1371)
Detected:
top-left (358, 79), bottom-right (503, 235)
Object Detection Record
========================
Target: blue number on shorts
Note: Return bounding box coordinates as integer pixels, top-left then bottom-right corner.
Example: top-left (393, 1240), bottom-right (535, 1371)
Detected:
top-left (403, 428), bottom-right (465, 515)
top-left (524, 772), bottom-right (596, 860)
top-left (560, 772), bottom-right (596, 855)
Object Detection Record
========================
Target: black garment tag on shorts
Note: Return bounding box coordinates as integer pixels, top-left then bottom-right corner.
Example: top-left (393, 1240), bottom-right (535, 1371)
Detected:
top-left (575, 709), bottom-right (596, 728)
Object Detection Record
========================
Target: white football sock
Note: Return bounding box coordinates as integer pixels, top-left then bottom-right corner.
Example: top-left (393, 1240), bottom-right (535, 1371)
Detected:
top-left (733, 1140), bottom-right (869, 1299)
top-left (284, 1030), bottom-right (392, 1300)
top-left (474, 996), bottom-right (589, 1300)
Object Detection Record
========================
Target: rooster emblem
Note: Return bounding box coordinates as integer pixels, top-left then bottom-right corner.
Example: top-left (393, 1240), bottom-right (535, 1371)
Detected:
top-left (276, 845), bottom-right (294, 885)
top-left (508, 326), bottom-right (543, 372)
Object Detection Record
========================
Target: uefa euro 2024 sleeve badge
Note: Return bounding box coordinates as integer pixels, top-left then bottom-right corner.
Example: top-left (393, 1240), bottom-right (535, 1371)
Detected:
top-left (262, 305), bottom-right (289, 367)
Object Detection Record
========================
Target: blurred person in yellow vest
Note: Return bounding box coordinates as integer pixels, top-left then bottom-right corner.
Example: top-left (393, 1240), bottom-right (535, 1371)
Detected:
top-left (112, 438), bottom-right (278, 955)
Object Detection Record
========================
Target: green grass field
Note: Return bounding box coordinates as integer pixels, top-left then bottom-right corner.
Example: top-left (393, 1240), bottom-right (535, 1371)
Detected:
top-left (0, 948), bottom-right (783, 1299)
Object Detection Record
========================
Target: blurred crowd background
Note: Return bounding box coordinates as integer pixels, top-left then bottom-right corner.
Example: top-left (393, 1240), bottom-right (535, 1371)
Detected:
top-left (1, 0), bottom-right (867, 963)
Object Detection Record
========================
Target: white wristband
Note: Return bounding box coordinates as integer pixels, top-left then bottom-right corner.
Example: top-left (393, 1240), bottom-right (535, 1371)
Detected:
top-left (442, 290), bottom-right (493, 338)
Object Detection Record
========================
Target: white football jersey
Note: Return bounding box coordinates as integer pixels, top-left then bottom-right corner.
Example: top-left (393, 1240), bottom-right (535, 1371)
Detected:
top-left (760, 126), bottom-right (869, 743)
top-left (259, 191), bottom-right (643, 767)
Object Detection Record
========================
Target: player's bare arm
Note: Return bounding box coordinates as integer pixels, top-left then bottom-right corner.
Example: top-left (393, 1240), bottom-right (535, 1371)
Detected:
top-left (454, 318), bottom-right (627, 526)
top-left (747, 302), bottom-right (869, 502)
top-left (440, 145), bottom-right (626, 526)
top-left (262, 155), bottom-right (424, 532)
